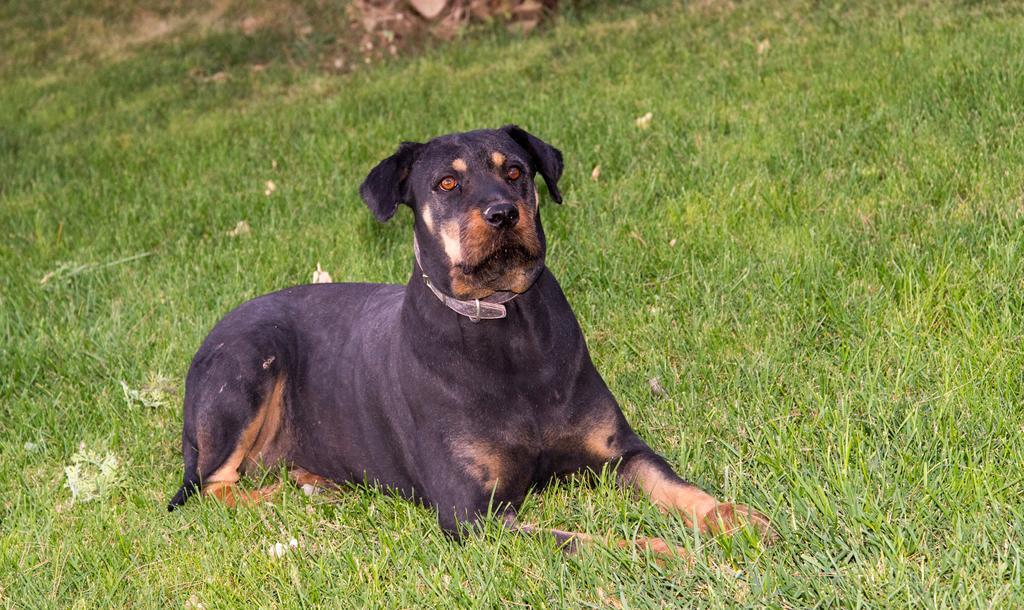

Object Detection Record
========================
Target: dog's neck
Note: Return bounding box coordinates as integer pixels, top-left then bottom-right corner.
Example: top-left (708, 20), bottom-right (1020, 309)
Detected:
top-left (400, 252), bottom-right (584, 374)
top-left (412, 235), bottom-right (521, 322)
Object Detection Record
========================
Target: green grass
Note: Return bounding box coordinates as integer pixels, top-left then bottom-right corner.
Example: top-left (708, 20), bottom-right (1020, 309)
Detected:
top-left (3, 0), bottom-right (1024, 606)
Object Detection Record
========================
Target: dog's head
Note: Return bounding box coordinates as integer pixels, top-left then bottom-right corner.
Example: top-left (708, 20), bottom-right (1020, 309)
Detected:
top-left (359, 126), bottom-right (563, 299)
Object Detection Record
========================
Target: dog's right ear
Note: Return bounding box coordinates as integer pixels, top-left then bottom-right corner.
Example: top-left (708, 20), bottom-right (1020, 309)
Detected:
top-left (501, 125), bottom-right (564, 204)
top-left (359, 141), bottom-right (423, 222)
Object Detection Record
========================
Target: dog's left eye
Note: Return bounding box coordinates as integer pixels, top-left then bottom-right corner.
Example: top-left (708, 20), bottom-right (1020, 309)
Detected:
top-left (506, 167), bottom-right (522, 181)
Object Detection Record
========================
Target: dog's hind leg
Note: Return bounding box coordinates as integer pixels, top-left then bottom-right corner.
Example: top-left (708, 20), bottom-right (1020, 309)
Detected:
top-left (169, 339), bottom-right (289, 510)
top-left (199, 373), bottom-right (287, 507)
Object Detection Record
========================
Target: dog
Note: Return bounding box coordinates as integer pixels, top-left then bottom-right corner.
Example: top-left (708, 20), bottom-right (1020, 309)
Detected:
top-left (168, 126), bottom-right (772, 555)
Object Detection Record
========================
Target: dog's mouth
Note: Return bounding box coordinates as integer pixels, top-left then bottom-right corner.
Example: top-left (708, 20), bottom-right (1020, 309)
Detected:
top-left (460, 243), bottom-right (542, 287)
top-left (449, 216), bottom-right (545, 298)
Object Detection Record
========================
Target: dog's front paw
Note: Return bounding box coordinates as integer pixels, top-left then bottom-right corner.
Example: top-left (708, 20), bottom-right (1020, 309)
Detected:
top-left (702, 503), bottom-right (775, 542)
top-left (615, 536), bottom-right (692, 565)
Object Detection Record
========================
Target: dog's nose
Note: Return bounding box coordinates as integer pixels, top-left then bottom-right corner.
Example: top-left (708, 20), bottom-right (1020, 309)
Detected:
top-left (483, 202), bottom-right (519, 229)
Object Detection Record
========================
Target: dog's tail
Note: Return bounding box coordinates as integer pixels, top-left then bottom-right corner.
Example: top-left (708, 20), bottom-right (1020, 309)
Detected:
top-left (167, 434), bottom-right (200, 511)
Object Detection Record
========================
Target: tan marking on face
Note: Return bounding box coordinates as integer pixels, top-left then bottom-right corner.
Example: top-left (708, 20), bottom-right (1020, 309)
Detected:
top-left (449, 272), bottom-right (493, 300)
top-left (204, 375), bottom-right (287, 484)
top-left (459, 208), bottom-right (493, 268)
top-left (451, 158), bottom-right (467, 172)
top-left (507, 269), bottom-right (533, 293)
top-left (490, 151), bottom-right (505, 166)
top-left (619, 459), bottom-right (717, 527)
top-left (447, 204), bottom-right (544, 298)
top-left (453, 440), bottom-right (503, 491)
top-left (421, 205), bottom-right (434, 232)
top-left (441, 220), bottom-right (462, 264)
top-left (447, 209), bottom-right (498, 299)
top-left (513, 201), bottom-right (540, 245)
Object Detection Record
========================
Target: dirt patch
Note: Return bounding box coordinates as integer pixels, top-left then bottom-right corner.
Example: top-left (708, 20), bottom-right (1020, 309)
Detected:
top-left (314, 0), bottom-right (561, 73)
top-left (360, 0), bottom-right (556, 39)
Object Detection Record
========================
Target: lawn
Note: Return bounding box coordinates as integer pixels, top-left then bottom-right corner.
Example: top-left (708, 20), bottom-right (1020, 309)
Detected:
top-left (2, 0), bottom-right (1024, 606)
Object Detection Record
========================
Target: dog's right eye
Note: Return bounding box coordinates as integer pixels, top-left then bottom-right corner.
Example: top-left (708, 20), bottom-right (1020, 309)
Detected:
top-left (438, 176), bottom-right (459, 191)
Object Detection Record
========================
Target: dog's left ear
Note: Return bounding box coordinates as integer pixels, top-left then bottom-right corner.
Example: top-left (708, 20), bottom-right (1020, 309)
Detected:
top-left (501, 125), bottom-right (564, 203)
top-left (359, 141), bottom-right (424, 222)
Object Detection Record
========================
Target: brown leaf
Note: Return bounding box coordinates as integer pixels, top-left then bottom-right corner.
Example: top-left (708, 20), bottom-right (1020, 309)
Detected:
top-left (311, 263), bottom-right (333, 284)
top-left (648, 377), bottom-right (669, 399)
top-left (226, 220), bottom-right (251, 237)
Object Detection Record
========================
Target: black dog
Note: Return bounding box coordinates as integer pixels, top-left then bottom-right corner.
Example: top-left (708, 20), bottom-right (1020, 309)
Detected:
top-left (168, 126), bottom-right (772, 553)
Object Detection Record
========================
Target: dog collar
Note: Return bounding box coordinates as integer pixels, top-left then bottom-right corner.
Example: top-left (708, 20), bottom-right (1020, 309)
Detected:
top-left (412, 236), bottom-right (519, 322)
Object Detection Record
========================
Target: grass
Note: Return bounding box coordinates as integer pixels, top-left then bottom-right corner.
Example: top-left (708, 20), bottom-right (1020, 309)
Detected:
top-left (2, 0), bottom-right (1024, 606)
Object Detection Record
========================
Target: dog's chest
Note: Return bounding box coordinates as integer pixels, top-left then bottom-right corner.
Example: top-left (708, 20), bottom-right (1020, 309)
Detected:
top-left (453, 400), bottom-right (607, 495)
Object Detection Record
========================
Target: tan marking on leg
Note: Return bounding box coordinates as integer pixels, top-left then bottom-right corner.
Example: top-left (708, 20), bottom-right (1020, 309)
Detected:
top-left (421, 205), bottom-right (434, 232)
top-left (205, 376), bottom-right (286, 485)
top-left (451, 158), bottom-right (467, 172)
top-left (203, 481), bottom-right (282, 507)
top-left (288, 467), bottom-right (329, 488)
top-left (287, 467), bottom-right (336, 496)
top-left (582, 414), bottom-right (618, 460)
top-left (511, 517), bottom-right (690, 564)
top-left (441, 220), bottom-right (462, 264)
top-left (702, 502), bottom-right (776, 539)
top-left (619, 457), bottom-right (774, 539)
top-left (204, 435), bottom-right (254, 485)
top-left (452, 440), bottom-right (503, 492)
top-left (490, 151), bottom-right (505, 167)
top-left (244, 376), bottom-right (286, 470)
top-left (615, 536), bottom-right (692, 565)
top-left (620, 460), bottom-right (717, 528)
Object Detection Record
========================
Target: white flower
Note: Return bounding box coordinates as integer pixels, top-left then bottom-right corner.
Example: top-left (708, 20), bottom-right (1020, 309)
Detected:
top-left (311, 263), bottom-right (333, 284)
